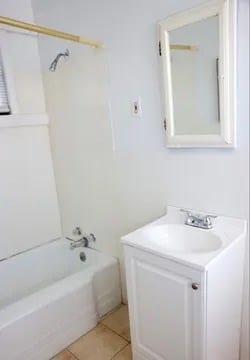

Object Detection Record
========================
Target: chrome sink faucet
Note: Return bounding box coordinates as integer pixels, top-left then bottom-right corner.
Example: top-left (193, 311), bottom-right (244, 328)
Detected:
top-left (181, 209), bottom-right (217, 229)
top-left (66, 227), bottom-right (96, 249)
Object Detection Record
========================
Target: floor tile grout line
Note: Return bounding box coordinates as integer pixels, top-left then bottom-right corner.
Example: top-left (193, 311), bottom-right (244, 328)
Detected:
top-left (110, 343), bottom-right (130, 360)
top-left (100, 303), bottom-right (125, 322)
top-left (53, 305), bottom-right (130, 359)
top-left (66, 347), bottom-right (81, 360)
top-left (65, 317), bottom-right (105, 351)
top-left (65, 322), bottom-right (129, 359)
top-left (66, 323), bottom-right (128, 360)
top-left (101, 322), bottom-right (131, 343)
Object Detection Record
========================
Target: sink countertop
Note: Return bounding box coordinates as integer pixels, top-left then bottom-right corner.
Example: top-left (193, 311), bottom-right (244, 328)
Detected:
top-left (121, 206), bottom-right (247, 270)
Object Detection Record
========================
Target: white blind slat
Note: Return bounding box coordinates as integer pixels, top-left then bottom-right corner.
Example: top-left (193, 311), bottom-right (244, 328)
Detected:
top-left (0, 58), bottom-right (10, 114)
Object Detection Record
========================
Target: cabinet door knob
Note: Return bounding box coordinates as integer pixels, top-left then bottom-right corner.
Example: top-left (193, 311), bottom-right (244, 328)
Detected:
top-left (192, 283), bottom-right (199, 290)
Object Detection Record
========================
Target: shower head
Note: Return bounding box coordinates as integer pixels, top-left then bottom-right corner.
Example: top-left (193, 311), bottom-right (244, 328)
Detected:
top-left (49, 49), bottom-right (70, 72)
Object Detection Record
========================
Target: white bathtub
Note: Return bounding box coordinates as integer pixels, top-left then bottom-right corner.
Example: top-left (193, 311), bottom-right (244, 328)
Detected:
top-left (0, 239), bottom-right (121, 360)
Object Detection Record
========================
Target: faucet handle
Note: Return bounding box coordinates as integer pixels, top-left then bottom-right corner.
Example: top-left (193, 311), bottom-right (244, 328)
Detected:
top-left (203, 214), bottom-right (217, 222)
top-left (89, 233), bottom-right (96, 242)
top-left (203, 216), bottom-right (212, 227)
top-left (81, 233), bottom-right (96, 248)
top-left (205, 214), bottom-right (217, 219)
top-left (180, 209), bottom-right (193, 217)
top-left (202, 214), bottom-right (217, 229)
top-left (73, 226), bottom-right (82, 236)
top-left (181, 209), bottom-right (217, 218)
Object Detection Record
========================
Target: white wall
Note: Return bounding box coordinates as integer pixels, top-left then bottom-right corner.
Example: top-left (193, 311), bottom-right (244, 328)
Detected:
top-left (0, 0), bottom-right (61, 259)
top-left (32, 0), bottom-right (249, 358)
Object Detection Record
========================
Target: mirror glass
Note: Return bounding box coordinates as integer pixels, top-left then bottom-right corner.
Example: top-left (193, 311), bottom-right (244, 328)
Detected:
top-left (169, 15), bottom-right (220, 135)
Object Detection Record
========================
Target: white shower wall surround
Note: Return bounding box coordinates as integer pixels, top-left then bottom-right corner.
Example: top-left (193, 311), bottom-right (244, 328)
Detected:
top-left (0, 0), bottom-right (62, 259)
top-left (0, 238), bottom-right (121, 360)
top-left (0, 1), bottom-right (123, 359)
top-left (0, 126), bottom-right (61, 259)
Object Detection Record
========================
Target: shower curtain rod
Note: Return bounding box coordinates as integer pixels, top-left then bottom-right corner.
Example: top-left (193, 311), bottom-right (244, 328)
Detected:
top-left (0, 16), bottom-right (102, 48)
top-left (170, 44), bottom-right (198, 51)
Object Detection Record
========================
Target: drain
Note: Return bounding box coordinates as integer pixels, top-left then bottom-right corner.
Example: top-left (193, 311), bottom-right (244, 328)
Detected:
top-left (79, 251), bottom-right (86, 262)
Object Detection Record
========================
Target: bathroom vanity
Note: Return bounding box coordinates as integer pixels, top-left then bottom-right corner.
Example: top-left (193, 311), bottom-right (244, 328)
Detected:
top-left (122, 207), bottom-right (246, 360)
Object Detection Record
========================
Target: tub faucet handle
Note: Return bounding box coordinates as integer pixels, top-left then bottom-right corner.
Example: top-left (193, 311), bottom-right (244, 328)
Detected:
top-left (73, 226), bottom-right (82, 236)
top-left (89, 233), bottom-right (96, 242)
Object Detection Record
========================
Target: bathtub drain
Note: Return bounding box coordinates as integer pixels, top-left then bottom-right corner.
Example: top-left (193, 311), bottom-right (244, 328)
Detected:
top-left (79, 252), bottom-right (86, 262)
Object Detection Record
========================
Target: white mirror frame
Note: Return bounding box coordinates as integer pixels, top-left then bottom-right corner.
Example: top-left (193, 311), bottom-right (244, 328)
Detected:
top-left (159, 0), bottom-right (237, 148)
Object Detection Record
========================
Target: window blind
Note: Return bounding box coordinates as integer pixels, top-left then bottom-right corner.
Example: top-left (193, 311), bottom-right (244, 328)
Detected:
top-left (0, 58), bottom-right (10, 115)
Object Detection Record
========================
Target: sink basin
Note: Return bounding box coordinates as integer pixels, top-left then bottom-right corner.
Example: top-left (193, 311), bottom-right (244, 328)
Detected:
top-left (122, 206), bottom-right (247, 268)
top-left (142, 224), bottom-right (222, 253)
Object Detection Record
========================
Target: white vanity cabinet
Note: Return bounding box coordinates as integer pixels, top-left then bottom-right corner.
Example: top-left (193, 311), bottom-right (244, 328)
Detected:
top-left (124, 246), bottom-right (206, 360)
top-left (122, 212), bottom-right (246, 360)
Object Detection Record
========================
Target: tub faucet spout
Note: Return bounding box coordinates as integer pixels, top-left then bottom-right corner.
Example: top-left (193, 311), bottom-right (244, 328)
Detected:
top-left (66, 230), bottom-right (96, 250)
top-left (68, 238), bottom-right (88, 249)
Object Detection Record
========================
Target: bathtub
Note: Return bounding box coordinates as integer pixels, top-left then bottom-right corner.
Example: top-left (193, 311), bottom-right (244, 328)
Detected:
top-left (0, 239), bottom-right (121, 360)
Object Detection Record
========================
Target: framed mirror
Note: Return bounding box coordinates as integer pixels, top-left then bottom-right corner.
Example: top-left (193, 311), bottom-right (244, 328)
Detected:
top-left (159, 0), bottom-right (236, 148)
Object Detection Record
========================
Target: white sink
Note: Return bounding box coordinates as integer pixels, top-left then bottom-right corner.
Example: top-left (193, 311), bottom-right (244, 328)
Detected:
top-left (121, 206), bottom-right (247, 269)
top-left (142, 224), bottom-right (222, 253)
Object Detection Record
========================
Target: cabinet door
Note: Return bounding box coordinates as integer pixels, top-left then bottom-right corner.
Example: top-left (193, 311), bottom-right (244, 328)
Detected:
top-left (124, 247), bottom-right (205, 360)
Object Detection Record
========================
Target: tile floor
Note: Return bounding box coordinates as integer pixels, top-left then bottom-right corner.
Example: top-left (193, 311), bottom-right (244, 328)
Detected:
top-left (52, 305), bottom-right (132, 360)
